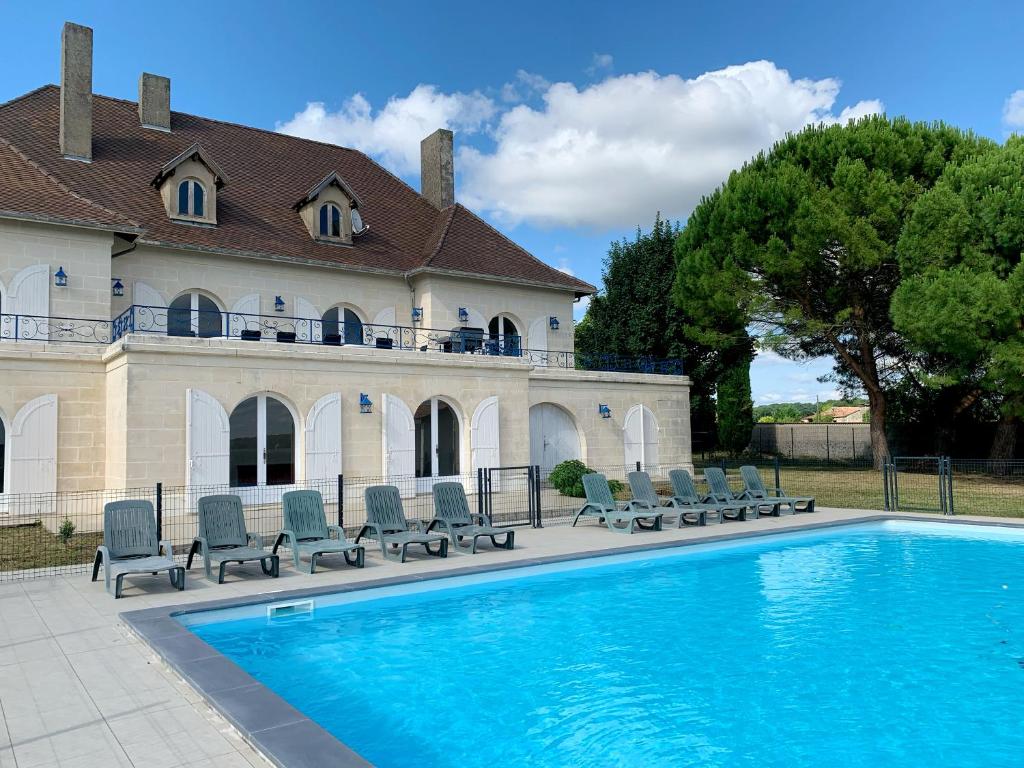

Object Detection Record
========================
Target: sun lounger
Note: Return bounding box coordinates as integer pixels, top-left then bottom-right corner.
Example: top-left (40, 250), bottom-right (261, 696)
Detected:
top-left (357, 485), bottom-right (449, 562)
top-left (91, 500), bottom-right (184, 598)
top-left (703, 467), bottom-right (756, 520)
top-left (572, 473), bottom-right (663, 534)
top-left (274, 490), bottom-right (365, 573)
top-left (627, 470), bottom-right (708, 526)
top-left (187, 494), bottom-right (279, 582)
top-left (428, 482), bottom-right (514, 553)
top-left (739, 465), bottom-right (815, 515)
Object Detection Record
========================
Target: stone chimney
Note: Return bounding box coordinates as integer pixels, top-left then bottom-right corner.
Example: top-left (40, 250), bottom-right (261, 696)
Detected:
top-left (59, 21), bottom-right (93, 161)
top-left (138, 73), bottom-right (171, 131)
top-left (420, 129), bottom-right (454, 209)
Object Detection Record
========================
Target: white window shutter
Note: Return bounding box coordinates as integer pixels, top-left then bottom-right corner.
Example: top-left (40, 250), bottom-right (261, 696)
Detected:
top-left (305, 393), bottom-right (342, 481)
top-left (528, 316), bottom-right (548, 366)
top-left (9, 394), bottom-right (57, 497)
top-left (134, 281), bottom-right (168, 334)
top-left (471, 396), bottom-right (500, 471)
top-left (382, 393), bottom-right (415, 497)
top-left (186, 389), bottom-right (230, 487)
top-left (8, 265), bottom-right (50, 341)
top-left (642, 406), bottom-right (660, 474)
top-left (294, 296), bottom-right (319, 342)
top-left (229, 293), bottom-right (260, 339)
top-left (623, 405), bottom-right (659, 472)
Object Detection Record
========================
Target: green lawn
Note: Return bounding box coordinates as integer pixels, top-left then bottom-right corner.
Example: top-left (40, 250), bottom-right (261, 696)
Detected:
top-left (0, 523), bottom-right (103, 572)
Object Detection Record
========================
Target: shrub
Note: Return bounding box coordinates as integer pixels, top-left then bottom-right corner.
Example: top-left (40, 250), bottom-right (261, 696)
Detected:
top-left (58, 518), bottom-right (76, 544)
top-left (549, 459), bottom-right (624, 498)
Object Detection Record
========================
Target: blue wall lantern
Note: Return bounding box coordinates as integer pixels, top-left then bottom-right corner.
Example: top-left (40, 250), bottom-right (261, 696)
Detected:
top-left (54, 266), bottom-right (68, 287)
top-left (274, 295), bottom-right (285, 312)
top-left (359, 393), bottom-right (373, 414)
top-left (549, 316), bottom-right (560, 331)
top-left (111, 278), bottom-right (124, 297)
top-left (458, 307), bottom-right (469, 323)
top-left (411, 307), bottom-right (423, 322)
top-left (598, 403), bottom-right (611, 419)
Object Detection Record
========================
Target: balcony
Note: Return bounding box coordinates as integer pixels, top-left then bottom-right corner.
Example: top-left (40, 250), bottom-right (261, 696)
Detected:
top-left (1, 306), bottom-right (684, 376)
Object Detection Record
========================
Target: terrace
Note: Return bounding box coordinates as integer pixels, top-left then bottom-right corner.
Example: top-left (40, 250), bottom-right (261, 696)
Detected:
top-left (0, 306), bottom-right (685, 375)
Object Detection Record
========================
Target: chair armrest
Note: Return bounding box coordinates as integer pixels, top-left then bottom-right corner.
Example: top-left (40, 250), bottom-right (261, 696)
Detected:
top-left (326, 525), bottom-right (347, 541)
top-left (627, 498), bottom-right (653, 510)
top-left (159, 540), bottom-right (174, 559)
top-left (470, 513), bottom-right (493, 526)
top-left (274, 530), bottom-right (296, 552)
top-left (355, 523), bottom-right (381, 542)
top-left (773, 487), bottom-right (787, 497)
top-left (95, 545), bottom-right (109, 565)
top-left (192, 536), bottom-right (208, 555)
top-left (246, 532), bottom-right (264, 548)
top-left (406, 518), bottom-right (425, 532)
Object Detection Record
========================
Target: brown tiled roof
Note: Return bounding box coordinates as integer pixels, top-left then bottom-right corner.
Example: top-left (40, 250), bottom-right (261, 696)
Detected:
top-left (0, 86), bottom-right (593, 295)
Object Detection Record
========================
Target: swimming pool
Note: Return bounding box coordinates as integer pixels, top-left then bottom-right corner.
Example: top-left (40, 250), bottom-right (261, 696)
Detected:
top-left (186, 521), bottom-right (1024, 767)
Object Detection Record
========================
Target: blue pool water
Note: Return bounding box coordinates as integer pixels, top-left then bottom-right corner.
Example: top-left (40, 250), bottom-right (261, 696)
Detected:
top-left (189, 522), bottom-right (1024, 767)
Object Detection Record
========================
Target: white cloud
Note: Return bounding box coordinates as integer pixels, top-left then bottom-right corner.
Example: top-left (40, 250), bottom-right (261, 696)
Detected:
top-left (586, 53), bottom-right (614, 76)
top-left (277, 61), bottom-right (881, 230)
top-left (1003, 90), bottom-right (1024, 130)
top-left (460, 61), bottom-right (882, 228)
top-left (555, 258), bottom-right (575, 276)
top-left (276, 85), bottom-right (496, 175)
top-left (573, 294), bottom-right (591, 321)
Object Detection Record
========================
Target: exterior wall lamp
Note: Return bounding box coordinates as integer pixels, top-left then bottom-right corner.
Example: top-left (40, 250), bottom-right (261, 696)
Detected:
top-left (411, 307), bottom-right (423, 322)
top-left (111, 278), bottom-right (124, 297)
top-left (549, 316), bottom-right (560, 331)
top-left (274, 295), bottom-right (285, 312)
top-left (54, 266), bottom-right (68, 287)
top-left (598, 403), bottom-right (611, 419)
top-left (359, 393), bottom-right (373, 414)
top-left (458, 307), bottom-right (469, 323)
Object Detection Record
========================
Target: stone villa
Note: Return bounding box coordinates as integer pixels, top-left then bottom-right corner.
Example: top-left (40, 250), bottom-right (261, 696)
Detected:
top-left (0, 22), bottom-right (691, 504)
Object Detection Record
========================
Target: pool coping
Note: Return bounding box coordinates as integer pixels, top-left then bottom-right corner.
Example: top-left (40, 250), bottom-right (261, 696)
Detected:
top-left (119, 513), bottom-right (1024, 768)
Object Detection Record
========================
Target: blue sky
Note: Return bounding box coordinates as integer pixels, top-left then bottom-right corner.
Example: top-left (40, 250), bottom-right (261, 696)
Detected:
top-left (3, 1), bottom-right (1023, 404)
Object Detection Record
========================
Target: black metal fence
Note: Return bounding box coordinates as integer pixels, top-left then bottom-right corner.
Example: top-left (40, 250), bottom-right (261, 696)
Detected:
top-left (3, 457), bottom-right (1023, 581)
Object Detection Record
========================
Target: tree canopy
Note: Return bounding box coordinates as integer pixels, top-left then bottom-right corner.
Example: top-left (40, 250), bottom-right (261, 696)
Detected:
top-left (892, 136), bottom-right (1024, 457)
top-left (674, 115), bottom-right (990, 464)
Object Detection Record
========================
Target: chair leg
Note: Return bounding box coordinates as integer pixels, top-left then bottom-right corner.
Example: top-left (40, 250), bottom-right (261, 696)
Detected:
top-left (218, 561), bottom-right (228, 584)
top-left (91, 552), bottom-right (102, 582)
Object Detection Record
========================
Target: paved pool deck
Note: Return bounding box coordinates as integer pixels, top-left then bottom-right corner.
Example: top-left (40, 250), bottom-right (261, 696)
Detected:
top-left (1, 508), bottom-right (1021, 768)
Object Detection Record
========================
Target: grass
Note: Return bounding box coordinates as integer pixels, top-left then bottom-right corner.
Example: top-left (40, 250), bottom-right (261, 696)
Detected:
top-left (0, 522), bottom-right (104, 572)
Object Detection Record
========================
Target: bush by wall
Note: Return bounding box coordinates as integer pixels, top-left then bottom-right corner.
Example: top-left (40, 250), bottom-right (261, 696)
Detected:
top-left (548, 459), bottom-right (624, 497)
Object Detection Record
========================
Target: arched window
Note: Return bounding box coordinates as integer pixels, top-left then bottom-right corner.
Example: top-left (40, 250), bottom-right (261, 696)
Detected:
top-left (229, 395), bottom-right (295, 487)
top-left (414, 397), bottom-right (460, 478)
top-left (488, 314), bottom-right (521, 356)
top-left (319, 203), bottom-right (342, 238)
top-left (168, 292), bottom-right (221, 338)
top-left (321, 306), bottom-right (364, 345)
top-left (177, 179), bottom-right (206, 217)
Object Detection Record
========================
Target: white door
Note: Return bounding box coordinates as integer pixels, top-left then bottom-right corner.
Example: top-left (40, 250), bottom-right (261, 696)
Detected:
top-left (624, 405), bottom-right (660, 473)
top-left (133, 281), bottom-right (168, 334)
top-left (529, 403), bottom-right (581, 474)
top-left (527, 316), bottom-right (548, 366)
top-left (7, 264), bottom-right (50, 341)
top-left (471, 396), bottom-right (500, 471)
top-left (229, 293), bottom-right (260, 339)
top-left (9, 394), bottom-right (57, 499)
top-left (382, 393), bottom-right (415, 497)
top-left (186, 389), bottom-right (230, 487)
top-left (305, 393), bottom-right (342, 481)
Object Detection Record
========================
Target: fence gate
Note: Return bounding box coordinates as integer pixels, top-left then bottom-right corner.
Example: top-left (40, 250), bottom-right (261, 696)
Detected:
top-left (477, 465), bottom-right (541, 527)
top-left (884, 456), bottom-right (953, 515)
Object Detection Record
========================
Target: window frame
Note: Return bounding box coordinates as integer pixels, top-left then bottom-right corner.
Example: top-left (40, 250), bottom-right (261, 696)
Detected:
top-left (176, 178), bottom-right (208, 219)
top-left (318, 202), bottom-right (344, 239)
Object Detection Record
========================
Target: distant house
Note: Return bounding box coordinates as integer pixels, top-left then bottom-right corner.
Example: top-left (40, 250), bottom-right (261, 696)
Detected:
top-left (801, 406), bottom-right (869, 424)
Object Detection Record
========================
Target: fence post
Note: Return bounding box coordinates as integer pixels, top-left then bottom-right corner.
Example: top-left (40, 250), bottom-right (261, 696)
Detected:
top-left (533, 464), bottom-right (543, 528)
top-left (826, 424), bottom-right (830, 463)
top-left (635, 461), bottom-right (641, 473)
top-left (337, 474), bottom-right (344, 528)
top-left (477, 467), bottom-right (485, 521)
top-left (155, 482), bottom-right (163, 543)
top-left (791, 427), bottom-right (795, 459)
top-left (773, 456), bottom-right (781, 493)
top-left (947, 457), bottom-right (955, 516)
top-left (882, 461), bottom-right (889, 511)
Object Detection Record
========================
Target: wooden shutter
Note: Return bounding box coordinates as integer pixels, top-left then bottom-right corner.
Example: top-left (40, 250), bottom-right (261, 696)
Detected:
top-left (9, 394), bottom-right (57, 497)
top-left (382, 393), bottom-right (415, 497)
top-left (186, 389), bottom-right (230, 488)
top-left (8, 265), bottom-right (50, 341)
top-left (305, 393), bottom-right (342, 481)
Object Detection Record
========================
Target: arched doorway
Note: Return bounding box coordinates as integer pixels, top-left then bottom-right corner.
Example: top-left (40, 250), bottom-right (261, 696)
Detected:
top-left (624, 404), bottom-right (660, 472)
top-left (529, 403), bottom-right (582, 474)
top-left (322, 306), bottom-right (364, 345)
top-left (168, 291), bottom-right (222, 338)
top-left (487, 314), bottom-right (521, 355)
top-left (414, 397), bottom-right (461, 488)
top-left (229, 395), bottom-right (296, 487)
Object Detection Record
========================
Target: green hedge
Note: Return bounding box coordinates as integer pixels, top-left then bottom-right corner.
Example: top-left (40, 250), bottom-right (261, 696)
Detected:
top-left (548, 459), bottom-right (624, 498)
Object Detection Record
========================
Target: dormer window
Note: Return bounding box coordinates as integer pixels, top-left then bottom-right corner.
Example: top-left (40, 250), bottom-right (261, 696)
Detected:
top-left (152, 142), bottom-right (227, 225)
top-left (319, 203), bottom-right (342, 239)
top-left (295, 171), bottom-right (365, 245)
top-left (177, 179), bottom-right (206, 218)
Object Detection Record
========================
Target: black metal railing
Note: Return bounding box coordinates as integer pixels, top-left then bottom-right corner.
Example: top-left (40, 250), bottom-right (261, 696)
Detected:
top-left (7, 305), bottom-right (685, 375)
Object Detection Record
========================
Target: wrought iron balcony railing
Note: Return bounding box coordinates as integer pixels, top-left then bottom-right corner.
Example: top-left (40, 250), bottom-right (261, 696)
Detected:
top-left (4, 306), bottom-right (684, 375)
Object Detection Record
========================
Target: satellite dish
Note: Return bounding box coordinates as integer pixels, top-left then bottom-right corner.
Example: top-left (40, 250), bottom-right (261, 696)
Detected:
top-left (351, 208), bottom-right (368, 236)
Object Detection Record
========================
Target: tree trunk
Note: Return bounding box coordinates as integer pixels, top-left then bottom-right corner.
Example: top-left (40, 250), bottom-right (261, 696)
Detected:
top-left (867, 389), bottom-right (890, 468)
top-left (988, 415), bottom-right (1018, 462)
